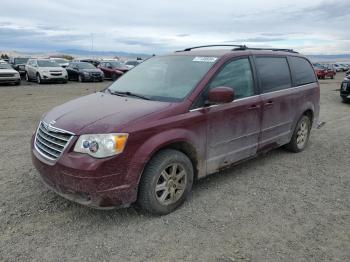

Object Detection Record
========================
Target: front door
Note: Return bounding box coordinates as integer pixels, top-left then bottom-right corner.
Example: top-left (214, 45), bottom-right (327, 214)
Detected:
top-left (204, 57), bottom-right (262, 174)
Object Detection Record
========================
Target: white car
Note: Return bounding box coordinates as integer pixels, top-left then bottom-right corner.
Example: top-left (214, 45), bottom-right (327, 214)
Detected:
top-left (0, 62), bottom-right (21, 85)
top-left (50, 58), bottom-right (69, 68)
top-left (25, 59), bottom-right (68, 84)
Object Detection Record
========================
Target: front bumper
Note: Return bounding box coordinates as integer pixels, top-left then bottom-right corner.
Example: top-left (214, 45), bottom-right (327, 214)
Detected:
top-left (82, 74), bottom-right (103, 82)
top-left (0, 76), bottom-right (21, 84)
top-left (340, 82), bottom-right (350, 98)
top-left (31, 136), bottom-right (137, 208)
top-left (41, 75), bottom-right (68, 83)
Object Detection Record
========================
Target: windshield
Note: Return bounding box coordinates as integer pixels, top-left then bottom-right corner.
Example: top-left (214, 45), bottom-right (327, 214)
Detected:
top-left (14, 58), bottom-right (29, 64)
top-left (0, 63), bottom-right (12, 69)
top-left (126, 61), bottom-right (139, 66)
top-left (109, 61), bottom-right (125, 68)
top-left (52, 59), bottom-right (68, 63)
top-left (107, 55), bottom-right (216, 102)
top-left (37, 60), bottom-right (60, 67)
top-left (77, 62), bottom-right (96, 69)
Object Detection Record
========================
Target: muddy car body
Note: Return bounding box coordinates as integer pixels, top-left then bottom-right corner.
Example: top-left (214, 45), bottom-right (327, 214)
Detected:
top-left (31, 46), bottom-right (320, 215)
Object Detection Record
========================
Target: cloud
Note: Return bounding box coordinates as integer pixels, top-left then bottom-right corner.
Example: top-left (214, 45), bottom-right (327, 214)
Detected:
top-left (0, 0), bottom-right (349, 54)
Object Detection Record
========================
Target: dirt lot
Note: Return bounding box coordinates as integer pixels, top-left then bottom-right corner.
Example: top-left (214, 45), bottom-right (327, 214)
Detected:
top-left (0, 75), bottom-right (349, 262)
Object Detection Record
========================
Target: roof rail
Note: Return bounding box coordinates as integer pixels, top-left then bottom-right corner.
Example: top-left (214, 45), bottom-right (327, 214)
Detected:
top-left (233, 47), bottom-right (299, 53)
top-left (176, 44), bottom-right (247, 52)
top-left (177, 45), bottom-right (298, 54)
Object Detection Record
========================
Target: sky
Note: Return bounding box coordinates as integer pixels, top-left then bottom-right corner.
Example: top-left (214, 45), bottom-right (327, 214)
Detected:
top-left (0, 0), bottom-right (349, 55)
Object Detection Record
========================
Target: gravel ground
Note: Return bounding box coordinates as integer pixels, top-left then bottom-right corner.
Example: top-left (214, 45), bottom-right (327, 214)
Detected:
top-left (0, 75), bottom-right (349, 262)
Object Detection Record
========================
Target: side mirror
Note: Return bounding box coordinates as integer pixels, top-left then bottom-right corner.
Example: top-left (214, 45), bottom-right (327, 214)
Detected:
top-left (207, 86), bottom-right (234, 105)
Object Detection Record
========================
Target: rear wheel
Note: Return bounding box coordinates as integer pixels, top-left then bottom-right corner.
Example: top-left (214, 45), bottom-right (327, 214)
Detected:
top-left (285, 115), bottom-right (311, 152)
top-left (138, 149), bottom-right (194, 215)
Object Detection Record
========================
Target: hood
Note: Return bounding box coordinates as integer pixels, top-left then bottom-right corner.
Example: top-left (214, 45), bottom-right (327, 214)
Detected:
top-left (0, 68), bottom-right (18, 74)
top-left (40, 67), bottom-right (65, 71)
top-left (42, 92), bottom-right (172, 135)
top-left (80, 68), bottom-right (102, 73)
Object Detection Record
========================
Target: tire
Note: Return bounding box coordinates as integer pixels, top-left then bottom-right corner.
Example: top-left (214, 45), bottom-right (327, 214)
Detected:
top-left (111, 73), bottom-right (117, 81)
top-left (137, 149), bottom-right (194, 215)
top-left (36, 73), bottom-right (42, 84)
top-left (342, 97), bottom-right (350, 103)
top-left (25, 73), bottom-right (29, 82)
top-left (62, 79), bottom-right (68, 84)
top-left (15, 80), bottom-right (21, 86)
top-left (78, 75), bottom-right (83, 82)
top-left (331, 75), bottom-right (334, 79)
top-left (285, 115), bottom-right (311, 153)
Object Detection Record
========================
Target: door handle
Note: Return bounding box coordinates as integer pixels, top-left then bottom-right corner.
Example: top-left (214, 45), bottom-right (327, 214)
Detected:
top-left (248, 104), bottom-right (260, 110)
top-left (265, 100), bottom-right (274, 106)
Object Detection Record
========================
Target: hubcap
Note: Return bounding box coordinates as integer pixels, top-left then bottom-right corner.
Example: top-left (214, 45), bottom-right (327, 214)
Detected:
top-left (296, 120), bottom-right (309, 149)
top-left (155, 163), bottom-right (187, 206)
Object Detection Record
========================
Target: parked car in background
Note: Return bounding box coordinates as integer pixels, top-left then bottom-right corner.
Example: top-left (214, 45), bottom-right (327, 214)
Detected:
top-left (25, 59), bottom-right (68, 84)
top-left (322, 64), bottom-right (336, 79)
top-left (66, 62), bottom-right (104, 82)
top-left (333, 64), bottom-right (347, 72)
top-left (72, 59), bottom-right (100, 67)
top-left (9, 57), bottom-right (30, 77)
top-left (346, 70), bottom-right (350, 76)
top-left (0, 62), bottom-right (21, 85)
top-left (125, 60), bottom-right (142, 69)
top-left (340, 76), bottom-right (350, 103)
top-left (31, 45), bottom-right (319, 215)
top-left (98, 61), bottom-right (129, 80)
top-left (50, 58), bottom-right (69, 68)
top-left (313, 65), bottom-right (327, 79)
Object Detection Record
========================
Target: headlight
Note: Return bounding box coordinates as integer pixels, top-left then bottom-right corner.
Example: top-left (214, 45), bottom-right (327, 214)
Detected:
top-left (42, 70), bottom-right (49, 74)
top-left (83, 72), bottom-right (90, 76)
top-left (73, 133), bottom-right (128, 158)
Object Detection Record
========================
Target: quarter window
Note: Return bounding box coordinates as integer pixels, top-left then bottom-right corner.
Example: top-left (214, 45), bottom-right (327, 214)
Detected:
top-left (208, 58), bottom-right (255, 99)
top-left (288, 56), bottom-right (317, 86)
top-left (256, 57), bottom-right (292, 93)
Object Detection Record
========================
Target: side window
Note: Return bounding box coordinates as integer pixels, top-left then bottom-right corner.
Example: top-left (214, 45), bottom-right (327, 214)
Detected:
top-left (208, 58), bottom-right (255, 99)
top-left (256, 57), bottom-right (291, 93)
top-left (288, 56), bottom-right (317, 86)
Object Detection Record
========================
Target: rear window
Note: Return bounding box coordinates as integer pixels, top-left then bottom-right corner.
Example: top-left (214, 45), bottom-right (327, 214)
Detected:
top-left (289, 57), bottom-right (317, 86)
top-left (256, 57), bottom-right (292, 93)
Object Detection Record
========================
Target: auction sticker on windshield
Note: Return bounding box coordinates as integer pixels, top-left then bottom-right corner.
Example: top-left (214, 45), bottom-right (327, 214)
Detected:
top-left (192, 57), bottom-right (218, 63)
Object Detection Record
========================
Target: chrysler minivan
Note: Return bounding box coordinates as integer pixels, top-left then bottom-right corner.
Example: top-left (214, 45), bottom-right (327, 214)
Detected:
top-left (31, 45), bottom-right (320, 215)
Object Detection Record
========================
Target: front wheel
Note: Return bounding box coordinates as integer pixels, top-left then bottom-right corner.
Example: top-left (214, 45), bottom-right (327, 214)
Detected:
top-left (285, 115), bottom-right (311, 152)
top-left (36, 73), bottom-right (42, 84)
top-left (137, 149), bottom-right (194, 215)
top-left (78, 75), bottom-right (83, 82)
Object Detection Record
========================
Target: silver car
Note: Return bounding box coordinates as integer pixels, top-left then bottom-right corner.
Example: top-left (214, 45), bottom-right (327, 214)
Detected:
top-left (0, 62), bottom-right (21, 85)
top-left (25, 59), bottom-right (68, 84)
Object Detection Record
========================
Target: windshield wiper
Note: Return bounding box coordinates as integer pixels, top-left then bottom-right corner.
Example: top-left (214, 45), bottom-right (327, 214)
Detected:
top-left (107, 90), bottom-right (151, 100)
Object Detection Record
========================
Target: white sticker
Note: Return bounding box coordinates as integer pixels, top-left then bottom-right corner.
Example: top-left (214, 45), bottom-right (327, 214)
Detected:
top-left (193, 57), bottom-right (218, 63)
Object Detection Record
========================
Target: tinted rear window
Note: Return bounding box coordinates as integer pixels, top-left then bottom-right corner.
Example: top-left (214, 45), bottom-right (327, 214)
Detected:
top-left (256, 57), bottom-right (292, 93)
top-left (289, 57), bottom-right (317, 86)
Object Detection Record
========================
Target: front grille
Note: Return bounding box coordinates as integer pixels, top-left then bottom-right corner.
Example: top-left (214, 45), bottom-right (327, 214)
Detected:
top-left (50, 71), bottom-right (63, 76)
top-left (34, 121), bottom-right (74, 161)
top-left (91, 73), bottom-right (101, 77)
top-left (0, 74), bottom-right (15, 77)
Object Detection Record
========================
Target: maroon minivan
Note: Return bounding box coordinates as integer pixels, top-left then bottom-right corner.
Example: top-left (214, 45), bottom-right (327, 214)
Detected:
top-left (31, 45), bottom-right (320, 215)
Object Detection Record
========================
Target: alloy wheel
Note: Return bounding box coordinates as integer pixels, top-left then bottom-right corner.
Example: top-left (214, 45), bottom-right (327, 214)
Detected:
top-left (155, 163), bottom-right (187, 206)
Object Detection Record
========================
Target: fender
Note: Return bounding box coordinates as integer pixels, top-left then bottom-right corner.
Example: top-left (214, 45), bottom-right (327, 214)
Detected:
top-left (125, 128), bottom-right (206, 188)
